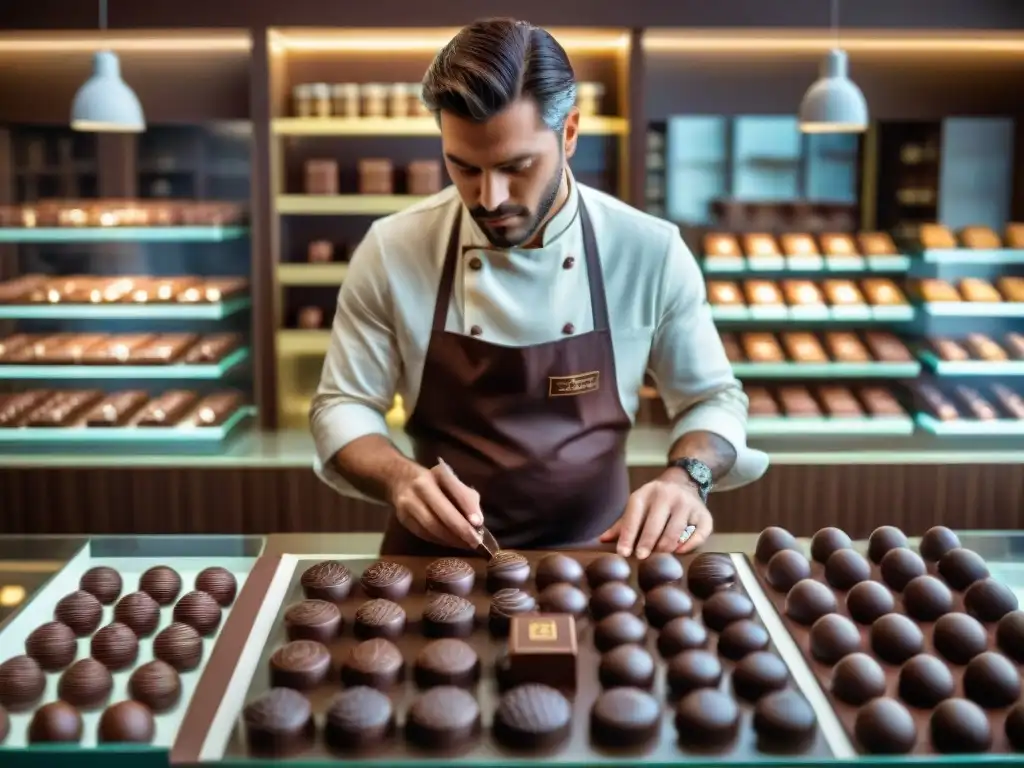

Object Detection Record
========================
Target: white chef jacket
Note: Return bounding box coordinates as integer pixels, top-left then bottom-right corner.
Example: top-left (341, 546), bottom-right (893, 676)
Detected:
top-left (310, 174), bottom-right (769, 500)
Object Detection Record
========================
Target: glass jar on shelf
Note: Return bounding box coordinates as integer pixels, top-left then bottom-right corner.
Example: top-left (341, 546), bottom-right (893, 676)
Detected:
top-left (292, 84), bottom-right (313, 118)
top-left (576, 82), bottom-right (605, 116)
top-left (309, 83), bottom-right (332, 118)
top-left (408, 83), bottom-right (431, 117)
top-left (408, 160), bottom-right (442, 195)
top-left (361, 84), bottom-right (388, 118)
top-left (358, 158), bottom-right (394, 195)
top-left (389, 83), bottom-right (411, 118)
top-left (331, 83), bottom-right (360, 118)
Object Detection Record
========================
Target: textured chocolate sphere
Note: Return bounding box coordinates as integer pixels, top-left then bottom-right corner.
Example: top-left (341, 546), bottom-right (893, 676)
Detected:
top-left (637, 553), bottom-right (683, 592)
top-left (785, 579), bottom-right (837, 626)
top-left (302, 560), bottom-right (353, 602)
top-left (25, 621), bottom-right (77, 671)
top-left (871, 614), bottom-right (924, 665)
top-left (937, 548), bottom-right (990, 591)
top-left (58, 658), bottom-right (113, 709)
top-left (98, 700), bottom-right (155, 743)
top-left (80, 566), bottom-right (123, 605)
top-left (486, 551), bottom-right (530, 593)
top-left (933, 612), bottom-right (988, 665)
top-left (825, 549), bottom-right (871, 590)
top-left (534, 553), bottom-right (584, 590)
top-left (687, 553), bottom-right (736, 599)
top-left (54, 590), bottom-right (103, 636)
top-left (129, 660), bottom-right (181, 713)
top-left (425, 558), bottom-right (475, 597)
top-left (880, 548), bottom-right (926, 592)
top-left (920, 526), bottom-right (961, 562)
top-left (867, 526), bottom-right (908, 564)
top-left (154, 622), bottom-right (203, 671)
top-left (965, 578), bottom-right (1019, 623)
top-left (846, 580), bottom-right (895, 625)
top-left (766, 549), bottom-right (811, 593)
top-left (195, 566), bottom-right (238, 606)
top-left (963, 652), bottom-right (1021, 708)
top-left (0, 655), bottom-right (46, 709)
top-left (114, 591), bottom-right (161, 637)
top-left (174, 590), bottom-right (222, 636)
top-left (28, 701), bottom-right (82, 743)
top-left (755, 527), bottom-right (798, 564)
top-left (855, 697), bottom-right (916, 754)
top-left (139, 565), bottom-right (182, 605)
top-left (811, 527), bottom-right (852, 564)
top-left (903, 575), bottom-right (953, 621)
top-left (832, 653), bottom-right (886, 705)
top-left (809, 613), bottom-right (861, 664)
top-left (898, 654), bottom-right (954, 708)
top-left (91, 622), bottom-right (139, 671)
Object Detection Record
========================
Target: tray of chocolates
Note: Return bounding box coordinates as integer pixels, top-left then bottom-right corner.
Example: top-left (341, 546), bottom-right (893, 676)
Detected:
top-left (171, 551), bottom-right (845, 765)
top-left (913, 383), bottom-right (1024, 436)
top-left (729, 332), bottom-right (918, 377)
top-left (744, 385), bottom-right (914, 436)
top-left (0, 536), bottom-right (261, 756)
top-left (750, 525), bottom-right (1024, 756)
top-left (0, 333), bottom-right (245, 372)
top-left (920, 334), bottom-right (1024, 375)
top-left (0, 276), bottom-right (249, 306)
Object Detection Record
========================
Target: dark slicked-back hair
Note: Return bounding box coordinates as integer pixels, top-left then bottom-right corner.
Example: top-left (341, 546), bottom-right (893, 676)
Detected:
top-left (421, 18), bottom-right (577, 133)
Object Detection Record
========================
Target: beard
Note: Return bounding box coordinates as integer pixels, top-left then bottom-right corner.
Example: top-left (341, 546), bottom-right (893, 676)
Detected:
top-left (470, 159), bottom-right (565, 249)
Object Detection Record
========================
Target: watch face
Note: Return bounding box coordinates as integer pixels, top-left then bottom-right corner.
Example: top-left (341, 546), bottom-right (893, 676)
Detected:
top-left (685, 459), bottom-right (713, 487)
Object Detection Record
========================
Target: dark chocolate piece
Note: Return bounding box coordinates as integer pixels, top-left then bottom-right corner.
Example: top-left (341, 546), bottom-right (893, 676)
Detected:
top-left (590, 687), bottom-right (660, 748)
top-left (341, 638), bottom-right (404, 690)
top-left (686, 553), bottom-right (736, 599)
top-left (133, 391), bottom-right (198, 427)
top-left (933, 612), bottom-right (988, 664)
top-left (354, 599), bottom-right (406, 641)
top-left (920, 526), bottom-right (962, 562)
top-left (846, 580), bottom-right (894, 625)
top-left (825, 549), bottom-right (871, 590)
top-left (183, 333), bottom-right (241, 364)
top-left (701, 590), bottom-right (754, 632)
top-left (28, 701), bottom-right (83, 743)
top-left (0, 655), bottom-right (45, 710)
top-left (964, 577), bottom-right (1019, 622)
top-left (871, 613), bottom-right (924, 664)
top-left (903, 575), bottom-right (953, 621)
top-left (195, 566), bottom-right (237, 606)
top-left (83, 391), bottom-right (149, 427)
top-left (666, 649), bottom-right (722, 696)
top-left (506, 614), bottom-right (578, 690)
top-left (732, 651), bottom-right (788, 701)
top-left (154, 622), bottom-right (203, 671)
top-left (58, 658), bottom-right (113, 709)
top-left (129, 660), bottom-right (181, 713)
top-left (537, 583), bottom-right (587, 618)
top-left (594, 612), bottom-right (647, 652)
top-left (301, 560), bottom-right (353, 602)
top-left (643, 585), bottom-right (692, 628)
top-left (718, 619), bottom-right (769, 660)
top-left (244, 687), bottom-right (315, 756)
top-left (785, 578), bottom-right (837, 625)
top-left (493, 683), bottom-right (572, 750)
top-left (534, 553), bottom-right (584, 590)
top-left (997, 611), bottom-right (1024, 662)
top-left (486, 551), bottom-right (530, 593)
top-left (963, 651), bottom-right (1021, 707)
top-left (589, 581), bottom-right (639, 620)
top-left (98, 700), bottom-right (155, 743)
top-left (766, 549), bottom-right (811, 593)
top-left (413, 638), bottom-right (479, 688)
top-left (79, 566), bottom-right (123, 604)
top-left (810, 526), bottom-right (852, 564)
top-left (269, 640), bottom-right (330, 691)
top-left (422, 593), bottom-right (475, 638)
top-left (868, 526), bottom-right (909, 564)
top-left (139, 565), bottom-right (182, 605)
top-left (1005, 703), bottom-right (1024, 750)
top-left (898, 653), bottom-right (954, 707)
top-left (675, 688), bottom-right (739, 747)
top-left (809, 613), bottom-right (861, 664)
top-left (54, 590), bottom-right (103, 636)
top-left (360, 561), bottom-right (412, 600)
top-left (753, 689), bottom-right (816, 747)
top-left (406, 686), bottom-right (480, 749)
top-left (24, 389), bottom-right (102, 427)
top-left (930, 698), bottom-right (991, 753)
top-left (25, 621), bottom-right (77, 671)
top-left (937, 548), bottom-right (990, 591)
top-left (174, 590), bottom-right (222, 636)
top-left (0, 703), bottom-right (7, 743)
top-left (425, 557), bottom-right (475, 596)
top-left (91, 622), bottom-right (139, 670)
top-left (186, 391), bottom-right (242, 427)
top-left (657, 617), bottom-right (708, 658)
top-left (755, 526), bottom-right (798, 564)
top-left (324, 686), bottom-right (394, 751)
top-left (637, 552), bottom-right (683, 592)
top-left (489, 588), bottom-right (537, 636)
top-left (585, 553), bottom-right (631, 588)
top-left (599, 644), bottom-right (654, 689)
top-left (285, 599), bottom-right (342, 643)
top-left (114, 591), bottom-right (160, 637)
top-left (832, 653), bottom-right (887, 704)
top-left (880, 547), bottom-right (926, 592)
top-left (855, 697), bottom-right (916, 754)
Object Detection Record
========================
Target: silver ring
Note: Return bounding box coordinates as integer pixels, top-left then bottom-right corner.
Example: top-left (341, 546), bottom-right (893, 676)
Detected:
top-left (679, 525), bottom-right (697, 544)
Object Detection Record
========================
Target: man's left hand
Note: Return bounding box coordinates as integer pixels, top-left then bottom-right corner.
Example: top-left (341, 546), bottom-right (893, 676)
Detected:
top-left (599, 474), bottom-right (713, 558)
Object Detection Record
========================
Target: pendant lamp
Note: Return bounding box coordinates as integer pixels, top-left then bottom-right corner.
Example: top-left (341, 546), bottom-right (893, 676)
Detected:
top-left (71, 0), bottom-right (145, 133)
top-left (798, 0), bottom-right (867, 134)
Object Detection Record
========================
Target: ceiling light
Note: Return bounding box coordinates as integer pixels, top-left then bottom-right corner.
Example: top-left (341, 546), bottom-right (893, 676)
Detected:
top-left (798, 0), bottom-right (868, 134)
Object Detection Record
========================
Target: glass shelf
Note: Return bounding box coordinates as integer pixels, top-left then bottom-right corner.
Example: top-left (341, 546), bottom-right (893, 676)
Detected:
top-left (0, 347), bottom-right (249, 380)
top-left (732, 361), bottom-right (920, 378)
top-left (0, 297), bottom-right (251, 320)
top-left (0, 226), bottom-right (249, 243)
top-left (919, 352), bottom-right (1024, 376)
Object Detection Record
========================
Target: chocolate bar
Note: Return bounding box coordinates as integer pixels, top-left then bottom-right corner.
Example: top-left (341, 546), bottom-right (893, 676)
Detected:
top-left (781, 280), bottom-right (825, 307)
top-left (822, 280), bottom-right (865, 306)
top-left (129, 334), bottom-right (200, 364)
top-left (746, 386), bottom-right (779, 416)
top-left (79, 335), bottom-right (157, 365)
top-left (963, 333), bottom-right (1008, 362)
top-left (1006, 223), bottom-right (1024, 249)
top-left (858, 386), bottom-right (905, 417)
top-left (41, 335), bottom-right (109, 364)
top-left (0, 391), bottom-right (53, 426)
top-left (997, 276), bottom-right (1024, 303)
top-left (84, 391), bottom-right (150, 427)
top-left (958, 225), bottom-right (1001, 250)
top-left (506, 614), bottom-right (577, 691)
top-left (186, 391), bottom-right (243, 427)
top-left (817, 386), bottom-right (863, 417)
top-left (127, 277), bottom-right (198, 303)
top-left (916, 384), bottom-right (960, 421)
top-left (990, 384), bottom-right (1024, 420)
top-left (183, 334), bottom-right (241, 364)
top-left (929, 338), bottom-right (970, 362)
top-left (860, 278), bottom-right (906, 306)
top-left (0, 274), bottom-right (46, 303)
top-left (719, 333), bottom-right (744, 363)
top-left (779, 234), bottom-right (819, 257)
top-left (740, 234), bottom-right (780, 259)
top-left (0, 334), bottom-right (35, 360)
top-left (23, 390), bottom-right (103, 427)
top-left (740, 333), bottom-right (785, 363)
top-left (777, 386), bottom-right (821, 417)
top-left (308, 240), bottom-right (334, 263)
top-left (86, 278), bottom-right (135, 304)
top-left (1004, 332), bottom-right (1024, 359)
top-left (959, 278), bottom-right (1002, 303)
top-left (861, 332), bottom-right (912, 363)
top-left (132, 391), bottom-right (199, 427)
top-left (706, 281), bottom-right (744, 306)
top-left (781, 332), bottom-right (828, 363)
top-left (25, 277), bottom-right (80, 304)
top-left (913, 279), bottom-right (961, 303)
top-left (819, 233), bottom-right (859, 256)
top-left (702, 234), bottom-right (742, 259)
top-left (823, 332), bottom-right (871, 363)
top-left (743, 281), bottom-right (784, 306)
top-left (856, 232), bottom-right (897, 256)
top-left (4, 334), bottom-right (75, 364)
top-left (177, 277), bottom-right (249, 303)
top-left (918, 223), bottom-right (957, 250)
top-left (952, 385), bottom-right (999, 421)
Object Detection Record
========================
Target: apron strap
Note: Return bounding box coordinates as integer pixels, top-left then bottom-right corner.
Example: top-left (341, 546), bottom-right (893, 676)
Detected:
top-left (430, 207), bottom-right (463, 333)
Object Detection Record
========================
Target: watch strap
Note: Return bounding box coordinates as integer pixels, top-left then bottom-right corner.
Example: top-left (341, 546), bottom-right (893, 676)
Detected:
top-left (667, 457), bottom-right (713, 504)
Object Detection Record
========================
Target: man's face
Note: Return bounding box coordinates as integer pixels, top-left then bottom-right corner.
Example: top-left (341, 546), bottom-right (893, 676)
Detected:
top-left (440, 97), bottom-right (579, 248)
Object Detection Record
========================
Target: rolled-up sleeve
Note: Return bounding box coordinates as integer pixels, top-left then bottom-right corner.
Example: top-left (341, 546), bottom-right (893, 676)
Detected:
top-left (309, 224), bottom-right (399, 499)
top-left (647, 233), bottom-right (769, 491)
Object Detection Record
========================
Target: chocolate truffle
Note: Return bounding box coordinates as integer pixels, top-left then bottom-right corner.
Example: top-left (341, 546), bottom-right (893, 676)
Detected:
top-left (594, 612), bottom-right (647, 652)
top-left (590, 687), bottom-right (660, 748)
top-left (195, 566), bottom-right (238, 606)
top-left (244, 687), bottom-right (315, 755)
top-left (902, 575), bottom-right (953, 622)
top-left (644, 585), bottom-right (693, 628)
top-left (486, 551), bottom-right (530, 593)
top-left (785, 579), bottom-right (837, 625)
top-left (846, 580), bottom-right (895, 625)
top-left (537, 583), bottom-right (587, 618)
top-left (871, 613), bottom-right (924, 665)
top-left (414, 638), bottom-right (480, 688)
top-left (139, 565), bottom-right (181, 605)
top-left (59, 658), bottom-right (113, 709)
top-left (832, 653), bottom-right (886, 705)
top-left (80, 566), bottom-right (122, 605)
top-left (754, 689), bottom-right (816, 746)
top-left (535, 553), bottom-right (584, 590)
top-left (637, 552), bottom-right (684, 592)
top-left (868, 526), bottom-right (909, 564)
top-left (325, 686), bottom-right (394, 751)
top-left (933, 612), bottom-right (988, 664)
top-left (811, 526), bottom-right (852, 564)
top-left (766, 549), bottom-right (811, 593)
top-left (493, 683), bottom-right (572, 750)
top-left (964, 577), bottom-right (1019, 622)
top-left (54, 590), bottom-right (103, 636)
top-left (718, 619), bottom-right (770, 660)
top-left (810, 613), bottom-right (861, 664)
top-left (590, 581), bottom-right (639, 620)
top-left (28, 701), bottom-right (82, 743)
top-left (898, 654), bottom-right (954, 708)
top-left (129, 660), bottom-right (181, 713)
top-left (91, 622), bottom-right (139, 671)
top-left (825, 549), bottom-right (871, 590)
top-left (855, 697), bottom-right (915, 754)
top-left (599, 644), bottom-right (655, 689)
top-left (963, 651), bottom-right (1021, 708)
top-left (0, 655), bottom-right (45, 710)
top-left (422, 593), bottom-right (476, 638)
top-left (354, 598), bottom-right (406, 641)
top-left (114, 591), bottom-right (160, 637)
top-left (687, 553), bottom-right (736, 599)
top-left (489, 588), bottom-right (537, 636)
top-left (269, 640), bottom-right (330, 691)
top-left (341, 638), bottom-right (404, 690)
top-left (732, 651), bottom-right (788, 701)
top-left (1005, 703), bottom-right (1024, 750)
top-left (920, 525), bottom-right (961, 562)
top-left (154, 622), bottom-right (203, 671)
top-left (755, 526), bottom-right (798, 564)
top-left (666, 649), bottom-right (722, 696)
top-left (285, 599), bottom-right (342, 643)
top-left (406, 686), bottom-right (480, 749)
top-left (426, 557), bottom-right (475, 596)
top-left (880, 548), bottom-right (926, 592)
top-left (675, 688), bottom-right (739, 747)
top-left (701, 590), bottom-right (754, 632)
top-left (585, 554), bottom-right (631, 588)
top-left (937, 548), bottom-right (990, 591)
top-left (98, 700), bottom-right (155, 744)
top-left (360, 560), bottom-right (412, 601)
top-left (301, 560), bottom-right (353, 602)
top-left (930, 698), bottom-right (991, 753)
top-left (25, 621), bottom-right (77, 671)
top-left (657, 617), bottom-right (708, 658)
top-left (174, 590), bottom-right (222, 636)
top-left (997, 611), bottom-right (1024, 662)
top-left (0, 704), bottom-right (7, 743)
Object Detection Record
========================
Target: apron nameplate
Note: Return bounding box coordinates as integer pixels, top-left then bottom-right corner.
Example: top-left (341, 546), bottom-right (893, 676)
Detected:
top-left (548, 371), bottom-right (600, 397)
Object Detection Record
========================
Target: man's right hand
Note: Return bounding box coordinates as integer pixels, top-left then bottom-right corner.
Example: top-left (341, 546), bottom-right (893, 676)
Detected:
top-left (387, 463), bottom-right (484, 550)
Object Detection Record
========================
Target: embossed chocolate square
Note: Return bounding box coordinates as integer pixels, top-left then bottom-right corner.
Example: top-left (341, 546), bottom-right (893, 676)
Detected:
top-left (507, 614), bottom-right (578, 690)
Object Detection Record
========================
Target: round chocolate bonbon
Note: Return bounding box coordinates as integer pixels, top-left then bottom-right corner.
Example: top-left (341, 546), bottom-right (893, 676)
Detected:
top-left (486, 551), bottom-right (530, 593)
top-left (493, 683), bottom-right (572, 750)
top-left (54, 590), bottom-right (103, 636)
top-left (285, 599), bottom-right (342, 643)
top-left (937, 548), bottom-right (990, 591)
top-left (25, 621), bottom-right (77, 671)
top-left (657, 617), bottom-right (708, 658)
top-left (920, 526), bottom-right (961, 562)
top-left (98, 700), bottom-right (155, 744)
top-left (340, 638), bottom-right (404, 690)
top-left (301, 560), bottom-right (353, 602)
top-left (686, 553), bottom-right (736, 599)
top-left (594, 611), bottom-right (647, 652)
top-left (195, 566), bottom-right (238, 606)
top-left (675, 688), bottom-right (739, 747)
top-left (58, 658), bottom-right (113, 709)
top-left (585, 553), bottom-right (631, 588)
top-left (701, 590), bottom-right (754, 632)
top-left (1006, 703), bottom-right (1024, 751)
top-left (997, 611), bottom-right (1024, 662)
top-left (871, 613), bottom-right (924, 665)
top-left (599, 644), bottom-right (654, 689)
top-left (425, 557), bottom-right (475, 597)
top-left (422, 593), bottom-right (475, 638)
top-left (114, 591), bottom-right (160, 637)
top-left (91, 622), bottom-right (139, 671)
top-left (534, 553), bottom-right (584, 590)
top-left (28, 701), bottom-right (82, 743)
top-left (173, 590), bottom-right (222, 636)
top-left (643, 585), bottom-right (692, 628)
top-left (755, 526), bottom-right (798, 564)
top-left (489, 588), bottom-right (537, 637)
top-left (930, 698), bottom-right (991, 753)
top-left (933, 612), bottom-right (988, 665)
top-left (0, 655), bottom-right (45, 710)
top-left (732, 651), bottom-right (788, 701)
top-left (825, 549), bottom-right (871, 590)
top-left (324, 686), bottom-right (394, 751)
top-left (809, 613), bottom-right (861, 664)
top-left (766, 549), bottom-right (811, 593)
top-left (964, 578), bottom-right (1019, 623)
top-left (414, 639), bottom-right (480, 689)
top-left (354, 599), bottom-right (406, 641)
top-left (785, 579), bottom-right (837, 626)
top-left (855, 697), bottom-right (915, 754)
top-left (846, 580), bottom-right (895, 625)
top-left (832, 653), bottom-right (886, 705)
top-left (537, 583), bottom-right (587, 618)
top-left (360, 561), bottom-right (412, 601)
top-left (637, 552), bottom-right (683, 592)
top-left (867, 526), bottom-right (908, 564)
top-left (963, 651), bottom-right (1021, 708)
top-left (79, 566), bottom-right (123, 605)
top-left (666, 649), bottom-right (722, 696)
top-left (717, 619), bottom-right (770, 661)
top-left (590, 687), bottom-right (660, 748)
top-left (406, 686), bottom-right (480, 749)
top-left (154, 622), bottom-right (203, 671)
top-left (139, 565), bottom-right (182, 605)
top-left (753, 689), bottom-right (815, 746)
top-left (589, 582), bottom-right (638, 621)
top-left (810, 526), bottom-right (852, 564)
top-left (902, 575), bottom-right (953, 621)
top-left (129, 660), bottom-right (181, 713)
top-left (244, 687), bottom-right (315, 756)
top-left (880, 548), bottom-right (926, 592)
top-left (269, 640), bottom-right (330, 691)
top-left (898, 654), bottom-right (954, 708)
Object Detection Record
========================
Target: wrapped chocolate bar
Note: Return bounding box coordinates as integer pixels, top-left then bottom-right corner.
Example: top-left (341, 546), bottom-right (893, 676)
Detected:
top-left (952, 385), bottom-right (999, 421)
top-left (964, 333), bottom-right (1008, 362)
top-left (781, 280), bottom-right (825, 307)
top-left (856, 232), bottom-right (898, 256)
top-left (822, 279), bottom-right (866, 306)
top-left (861, 332), bottom-right (912, 363)
top-left (861, 278), bottom-right (906, 306)
top-left (128, 277), bottom-right (198, 304)
top-left (743, 280), bottom-right (784, 306)
top-left (916, 384), bottom-right (960, 422)
top-left (740, 233), bottom-right (783, 269)
top-left (745, 386), bottom-right (779, 417)
top-left (780, 332), bottom-right (828, 363)
top-left (23, 390), bottom-right (103, 427)
top-left (997, 276), bottom-right (1024, 303)
top-left (0, 274), bottom-right (46, 303)
top-left (1005, 332), bottom-right (1024, 359)
top-left (176, 277), bottom-right (249, 304)
top-left (185, 392), bottom-right (243, 427)
top-left (132, 391), bottom-right (199, 427)
top-left (0, 391), bottom-right (53, 427)
top-left (1005, 223), bottom-right (1024, 249)
top-left (4, 334), bottom-right (74, 363)
top-left (819, 233), bottom-right (859, 257)
top-left (0, 334), bottom-right (34, 360)
top-left (779, 233), bottom-right (819, 256)
top-left (719, 333), bottom-right (744, 363)
top-left (858, 386), bottom-right (905, 417)
top-left (912, 278), bottom-right (961, 303)
top-left (958, 225), bottom-right (1001, 250)
top-left (702, 233), bottom-right (742, 260)
top-left (83, 391), bottom-right (149, 427)
top-left (79, 335), bottom-right (157, 364)
top-left (706, 281), bottom-right (744, 306)
top-left (823, 332), bottom-right (871, 363)
top-left (740, 333), bottom-right (785, 363)
top-left (817, 386), bottom-right (863, 418)
top-left (777, 386), bottom-right (821, 417)
top-left (929, 338), bottom-right (970, 362)
top-left (83, 277), bottom-right (134, 303)
top-left (42, 335), bottom-right (109, 364)
top-left (130, 334), bottom-right (200, 364)
top-left (959, 277), bottom-right (1002, 303)
top-left (184, 334), bottom-right (241, 364)
top-left (991, 384), bottom-right (1024, 420)
top-left (918, 223), bottom-right (957, 250)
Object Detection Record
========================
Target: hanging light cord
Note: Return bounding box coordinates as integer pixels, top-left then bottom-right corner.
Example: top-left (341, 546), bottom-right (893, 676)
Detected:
top-left (98, 0), bottom-right (107, 31)
top-left (831, 0), bottom-right (840, 47)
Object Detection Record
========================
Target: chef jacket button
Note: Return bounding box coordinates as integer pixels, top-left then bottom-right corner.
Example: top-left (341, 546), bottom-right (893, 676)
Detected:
top-left (470, 325), bottom-right (483, 337)
top-left (468, 256), bottom-right (483, 271)
top-left (562, 256), bottom-right (575, 269)
top-left (562, 322), bottom-right (575, 335)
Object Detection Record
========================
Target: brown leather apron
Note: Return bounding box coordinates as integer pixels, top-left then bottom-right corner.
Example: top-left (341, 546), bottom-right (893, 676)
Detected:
top-left (380, 197), bottom-right (632, 556)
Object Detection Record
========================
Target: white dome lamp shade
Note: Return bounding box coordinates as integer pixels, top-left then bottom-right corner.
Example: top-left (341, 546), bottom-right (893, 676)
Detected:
top-left (798, 48), bottom-right (868, 134)
top-left (71, 50), bottom-right (145, 133)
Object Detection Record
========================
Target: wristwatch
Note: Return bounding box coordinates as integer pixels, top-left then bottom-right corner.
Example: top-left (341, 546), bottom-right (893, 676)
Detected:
top-left (667, 457), bottom-right (713, 504)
